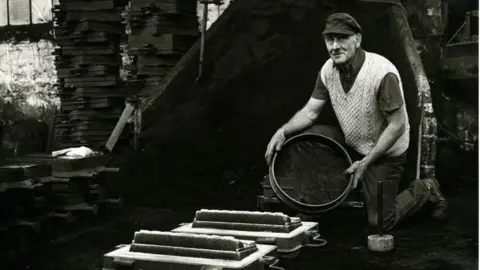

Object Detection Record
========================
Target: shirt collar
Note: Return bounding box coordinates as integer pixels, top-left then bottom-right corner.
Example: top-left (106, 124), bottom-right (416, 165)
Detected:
top-left (334, 48), bottom-right (365, 78)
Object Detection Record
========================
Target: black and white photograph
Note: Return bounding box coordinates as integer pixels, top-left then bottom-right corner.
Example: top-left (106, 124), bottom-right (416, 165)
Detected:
top-left (0, 0), bottom-right (478, 269)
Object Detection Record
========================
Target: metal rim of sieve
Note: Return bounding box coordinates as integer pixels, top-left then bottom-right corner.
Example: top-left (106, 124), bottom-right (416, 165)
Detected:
top-left (269, 132), bottom-right (354, 214)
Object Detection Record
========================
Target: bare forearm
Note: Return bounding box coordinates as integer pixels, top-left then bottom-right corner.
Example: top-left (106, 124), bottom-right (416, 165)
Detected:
top-left (281, 109), bottom-right (317, 137)
top-left (362, 123), bottom-right (405, 166)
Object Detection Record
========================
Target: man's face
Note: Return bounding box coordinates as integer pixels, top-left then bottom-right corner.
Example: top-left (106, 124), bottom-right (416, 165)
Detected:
top-left (324, 33), bottom-right (361, 64)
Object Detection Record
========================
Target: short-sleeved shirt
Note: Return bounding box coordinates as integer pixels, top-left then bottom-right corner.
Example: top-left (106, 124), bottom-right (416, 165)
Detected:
top-left (311, 49), bottom-right (404, 112)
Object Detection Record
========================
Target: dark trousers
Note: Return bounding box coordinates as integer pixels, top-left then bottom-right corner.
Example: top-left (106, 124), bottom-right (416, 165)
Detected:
top-left (350, 151), bottom-right (432, 231)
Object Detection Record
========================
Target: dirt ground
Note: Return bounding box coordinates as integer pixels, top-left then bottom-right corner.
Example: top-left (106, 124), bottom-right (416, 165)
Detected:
top-left (6, 184), bottom-right (477, 270)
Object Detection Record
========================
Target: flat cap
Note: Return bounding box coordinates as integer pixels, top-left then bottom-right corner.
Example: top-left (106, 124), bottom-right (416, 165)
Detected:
top-left (322, 13), bottom-right (362, 35)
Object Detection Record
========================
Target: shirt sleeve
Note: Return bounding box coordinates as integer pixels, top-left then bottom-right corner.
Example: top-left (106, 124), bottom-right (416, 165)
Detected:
top-left (377, 73), bottom-right (404, 112)
top-left (311, 71), bottom-right (329, 100)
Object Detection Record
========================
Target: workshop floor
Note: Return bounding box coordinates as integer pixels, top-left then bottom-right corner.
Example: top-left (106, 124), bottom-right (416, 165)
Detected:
top-left (6, 188), bottom-right (478, 270)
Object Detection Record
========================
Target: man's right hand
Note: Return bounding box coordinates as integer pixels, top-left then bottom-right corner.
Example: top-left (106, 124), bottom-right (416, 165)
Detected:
top-left (265, 128), bottom-right (287, 166)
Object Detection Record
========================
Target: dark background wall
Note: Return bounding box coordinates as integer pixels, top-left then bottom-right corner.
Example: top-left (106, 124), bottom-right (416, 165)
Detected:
top-left (114, 0), bottom-right (462, 209)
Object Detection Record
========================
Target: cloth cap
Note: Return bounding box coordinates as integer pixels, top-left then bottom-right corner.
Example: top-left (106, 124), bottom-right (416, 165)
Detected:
top-left (322, 13), bottom-right (362, 35)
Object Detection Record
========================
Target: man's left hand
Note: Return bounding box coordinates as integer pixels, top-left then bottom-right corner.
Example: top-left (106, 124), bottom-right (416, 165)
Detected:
top-left (345, 160), bottom-right (368, 189)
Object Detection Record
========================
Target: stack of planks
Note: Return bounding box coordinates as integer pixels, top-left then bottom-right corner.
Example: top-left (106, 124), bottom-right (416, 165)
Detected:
top-left (52, 0), bottom-right (130, 149)
top-left (125, 0), bottom-right (199, 98)
top-left (0, 153), bottom-right (123, 256)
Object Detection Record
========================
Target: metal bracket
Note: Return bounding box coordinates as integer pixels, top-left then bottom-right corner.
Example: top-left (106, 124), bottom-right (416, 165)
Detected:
top-left (260, 256), bottom-right (285, 270)
top-left (303, 230), bottom-right (328, 248)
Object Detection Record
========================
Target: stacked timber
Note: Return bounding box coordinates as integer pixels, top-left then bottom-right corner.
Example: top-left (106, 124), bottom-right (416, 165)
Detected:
top-left (125, 0), bottom-right (199, 98)
top-left (52, 0), bottom-right (129, 149)
top-left (0, 154), bottom-right (123, 257)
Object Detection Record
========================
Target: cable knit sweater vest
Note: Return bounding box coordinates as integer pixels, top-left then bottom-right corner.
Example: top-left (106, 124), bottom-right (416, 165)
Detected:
top-left (320, 51), bottom-right (410, 157)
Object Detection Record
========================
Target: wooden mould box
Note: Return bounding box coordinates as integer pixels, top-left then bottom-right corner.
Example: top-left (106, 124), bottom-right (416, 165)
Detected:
top-left (103, 231), bottom-right (278, 270)
top-left (172, 209), bottom-right (325, 254)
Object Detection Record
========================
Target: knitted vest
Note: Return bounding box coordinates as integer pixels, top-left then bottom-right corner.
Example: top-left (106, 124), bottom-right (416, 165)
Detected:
top-left (320, 51), bottom-right (410, 157)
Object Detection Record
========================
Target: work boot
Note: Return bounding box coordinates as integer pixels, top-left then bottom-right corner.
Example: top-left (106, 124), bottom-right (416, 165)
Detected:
top-left (423, 178), bottom-right (448, 220)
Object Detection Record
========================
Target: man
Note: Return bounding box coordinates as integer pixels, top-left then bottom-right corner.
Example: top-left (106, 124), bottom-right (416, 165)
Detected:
top-left (264, 13), bottom-right (448, 231)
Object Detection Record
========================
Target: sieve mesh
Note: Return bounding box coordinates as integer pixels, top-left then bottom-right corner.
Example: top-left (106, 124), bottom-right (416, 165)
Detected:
top-left (273, 135), bottom-right (351, 206)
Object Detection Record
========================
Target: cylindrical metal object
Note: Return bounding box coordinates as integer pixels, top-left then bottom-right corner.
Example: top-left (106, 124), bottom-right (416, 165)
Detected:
top-left (368, 234), bottom-right (394, 252)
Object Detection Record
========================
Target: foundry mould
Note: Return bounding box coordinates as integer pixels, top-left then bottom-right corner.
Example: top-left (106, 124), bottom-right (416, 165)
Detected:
top-left (103, 231), bottom-right (279, 270)
top-left (173, 209), bottom-right (327, 256)
top-left (132, 231), bottom-right (258, 260)
top-left (191, 209), bottom-right (302, 233)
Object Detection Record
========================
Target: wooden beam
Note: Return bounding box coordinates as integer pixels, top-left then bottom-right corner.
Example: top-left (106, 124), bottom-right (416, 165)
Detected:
top-left (105, 102), bottom-right (135, 152)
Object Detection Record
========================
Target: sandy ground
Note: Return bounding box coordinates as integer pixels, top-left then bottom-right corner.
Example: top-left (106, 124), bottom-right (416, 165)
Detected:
top-left (5, 186), bottom-right (477, 270)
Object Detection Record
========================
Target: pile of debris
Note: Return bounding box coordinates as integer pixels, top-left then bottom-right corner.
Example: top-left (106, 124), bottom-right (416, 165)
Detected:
top-left (52, 0), bottom-right (130, 149)
top-left (125, 0), bottom-right (199, 98)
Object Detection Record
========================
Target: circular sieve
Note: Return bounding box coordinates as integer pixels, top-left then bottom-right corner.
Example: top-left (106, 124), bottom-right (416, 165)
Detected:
top-left (269, 131), bottom-right (354, 214)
